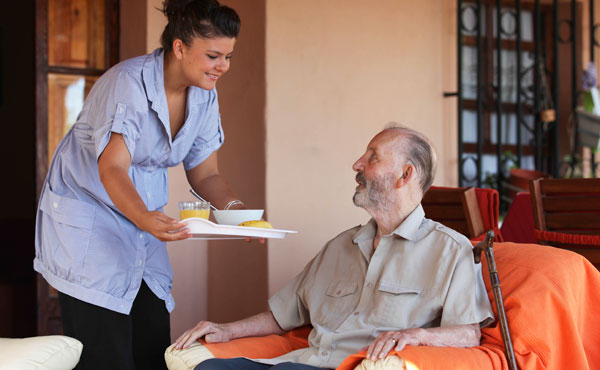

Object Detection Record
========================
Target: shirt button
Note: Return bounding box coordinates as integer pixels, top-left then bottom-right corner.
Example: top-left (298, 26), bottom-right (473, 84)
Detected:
top-left (322, 351), bottom-right (328, 356)
top-left (354, 311), bottom-right (359, 316)
top-left (336, 290), bottom-right (341, 295)
top-left (138, 260), bottom-right (143, 266)
top-left (367, 283), bottom-right (373, 288)
top-left (53, 202), bottom-right (58, 208)
top-left (139, 234), bottom-right (143, 239)
top-left (146, 192), bottom-right (151, 198)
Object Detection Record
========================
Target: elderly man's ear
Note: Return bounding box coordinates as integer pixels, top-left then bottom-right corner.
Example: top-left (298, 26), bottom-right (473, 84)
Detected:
top-left (395, 165), bottom-right (414, 188)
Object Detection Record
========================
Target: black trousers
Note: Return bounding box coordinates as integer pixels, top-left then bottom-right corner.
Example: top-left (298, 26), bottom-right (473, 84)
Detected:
top-left (195, 358), bottom-right (332, 370)
top-left (58, 280), bottom-right (171, 370)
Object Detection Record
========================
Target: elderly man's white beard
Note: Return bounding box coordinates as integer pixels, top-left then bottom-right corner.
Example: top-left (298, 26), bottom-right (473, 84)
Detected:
top-left (353, 173), bottom-right (397, 212)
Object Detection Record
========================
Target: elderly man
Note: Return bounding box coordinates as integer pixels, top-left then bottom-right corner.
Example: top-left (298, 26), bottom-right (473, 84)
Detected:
top-left (174, 125), bottom-right (494, 370)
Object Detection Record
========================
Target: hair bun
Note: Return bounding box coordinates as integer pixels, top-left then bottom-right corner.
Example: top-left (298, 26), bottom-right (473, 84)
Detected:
top-left (161, 0), bottom-right (221, 20)
top-left (160, 0), bottom-right (240, 51)
top-left (162, 0), bottom-right (220, 20)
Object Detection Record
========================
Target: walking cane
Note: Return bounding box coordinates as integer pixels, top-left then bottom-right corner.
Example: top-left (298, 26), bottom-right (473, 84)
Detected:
top-left (473, 230), bottom-right (518, 370)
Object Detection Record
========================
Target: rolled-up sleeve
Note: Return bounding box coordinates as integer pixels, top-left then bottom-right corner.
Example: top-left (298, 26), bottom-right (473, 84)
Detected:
top-left (440, 244), bottom-right (494, 328)
top-left (91, 71), bottom-right (144, 160)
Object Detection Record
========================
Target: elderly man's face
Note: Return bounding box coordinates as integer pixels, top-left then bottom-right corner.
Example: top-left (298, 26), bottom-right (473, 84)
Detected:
top-left (352, 131), bottom-right (402, 210)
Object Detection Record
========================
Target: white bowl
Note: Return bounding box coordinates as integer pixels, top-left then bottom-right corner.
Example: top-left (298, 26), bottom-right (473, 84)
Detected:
top-left (213, 209), bottom-right (264, 226)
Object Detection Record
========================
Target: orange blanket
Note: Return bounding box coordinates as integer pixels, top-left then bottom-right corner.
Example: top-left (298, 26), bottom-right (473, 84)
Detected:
top-left (204, 242), bottom-right (600, 370)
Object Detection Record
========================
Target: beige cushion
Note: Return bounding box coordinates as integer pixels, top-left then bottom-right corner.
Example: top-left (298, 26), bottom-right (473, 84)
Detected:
top-left (354, 355), bottom-right (407, 370)
top-left (164, 342), bottom-right (215, 370)
top-left (163, 342), bottom-right (408, 370)
top-left (0, 335), bottom-right (82, 370)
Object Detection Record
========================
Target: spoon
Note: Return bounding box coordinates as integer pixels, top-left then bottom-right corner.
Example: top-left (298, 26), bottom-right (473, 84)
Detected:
top-left (189, 189), bottom-right (218, 210)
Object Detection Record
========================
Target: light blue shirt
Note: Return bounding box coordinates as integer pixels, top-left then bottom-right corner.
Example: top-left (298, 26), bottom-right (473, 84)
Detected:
top-left (34, 49), bottom-right (224, 314)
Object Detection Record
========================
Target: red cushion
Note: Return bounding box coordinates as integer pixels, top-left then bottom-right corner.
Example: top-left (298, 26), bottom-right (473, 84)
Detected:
top-left (535, 229), bottom-right (600, 246)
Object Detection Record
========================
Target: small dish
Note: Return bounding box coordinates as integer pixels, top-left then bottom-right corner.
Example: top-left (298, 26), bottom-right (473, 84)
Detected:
top-left (213, 209), bottom-right (264, 226)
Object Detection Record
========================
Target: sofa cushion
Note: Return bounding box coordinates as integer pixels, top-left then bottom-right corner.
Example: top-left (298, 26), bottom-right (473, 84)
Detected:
top-left (165, 342), bottom-right (215, 370)
top-left (353, 355), bottom-right (406, 369)
top-left (0, 335), bottom-right (82, 370)
top-left (165, 326), bottom-right (311, 370)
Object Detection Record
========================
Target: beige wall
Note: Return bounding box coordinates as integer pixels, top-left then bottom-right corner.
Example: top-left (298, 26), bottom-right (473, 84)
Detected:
top-left (266, 0), bottom-right (457, 293)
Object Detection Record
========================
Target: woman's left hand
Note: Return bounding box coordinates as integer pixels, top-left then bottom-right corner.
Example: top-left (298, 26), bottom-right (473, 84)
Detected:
top-left (137, 210), bottom-right (191, 242)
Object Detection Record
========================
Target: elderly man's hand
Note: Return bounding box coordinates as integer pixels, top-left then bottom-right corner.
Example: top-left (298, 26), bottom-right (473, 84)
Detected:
top-left (365, 328), bottom-right (423, 361)
top-left (174, 321), bottom-right (233, 350)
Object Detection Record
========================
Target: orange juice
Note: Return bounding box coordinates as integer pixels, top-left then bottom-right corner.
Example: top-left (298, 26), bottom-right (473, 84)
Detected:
top-left (180, 209), bottom-right (210, 220)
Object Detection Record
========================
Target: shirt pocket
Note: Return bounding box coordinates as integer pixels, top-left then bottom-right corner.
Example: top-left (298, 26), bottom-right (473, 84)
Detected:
top-left (314, 281), bottom-right (358, 330)
top-left (375, 281), bottom-right (422, 328)
top-left (40, 185), bottom-right (96, 282)
top-left (326, 280), bottom-right (358, 298)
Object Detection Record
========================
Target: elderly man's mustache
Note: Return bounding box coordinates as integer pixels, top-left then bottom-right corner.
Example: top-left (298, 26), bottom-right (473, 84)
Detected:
top-left (356, 172), bottom-right (366, 185)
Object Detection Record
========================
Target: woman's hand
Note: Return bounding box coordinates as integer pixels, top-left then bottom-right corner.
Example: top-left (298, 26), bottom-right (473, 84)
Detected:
top-left (137, 211), bottom-right (190, 242)
top-left (245, 238), bottom-right (266, 243)
top-left (174, 321), bottom-right (233, 350)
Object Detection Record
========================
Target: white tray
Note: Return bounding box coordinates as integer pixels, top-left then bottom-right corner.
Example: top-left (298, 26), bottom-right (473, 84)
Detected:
top-left (180, 218), bottom-right (298, 240)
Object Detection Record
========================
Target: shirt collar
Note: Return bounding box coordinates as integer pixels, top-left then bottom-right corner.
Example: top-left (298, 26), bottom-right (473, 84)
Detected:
top-left (141, 48), bottom-right (211, 143)
top-left (352, 219), bottom-right (376, 261)
top-left (142, 49), bottom-right (172, 141)
top-left (142, 48), bottom-right (165, 106)
top-left (352, 203), bottom-right (425, 245)
top-left (391, 204), bottom-right (425, 241)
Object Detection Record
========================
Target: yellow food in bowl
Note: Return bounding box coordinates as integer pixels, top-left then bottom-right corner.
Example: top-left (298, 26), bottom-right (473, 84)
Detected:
top-left (238, 220), bottom-right (273, 228)
top-left (180, 209), bottom-right (210, 220)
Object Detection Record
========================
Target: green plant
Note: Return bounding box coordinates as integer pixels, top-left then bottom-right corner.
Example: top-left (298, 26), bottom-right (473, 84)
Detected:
top-left (561, 154), bottom-right (583, 178)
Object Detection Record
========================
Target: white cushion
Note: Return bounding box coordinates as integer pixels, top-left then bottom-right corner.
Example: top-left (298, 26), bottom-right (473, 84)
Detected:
top-left (0, 336), bottom-right (82, 370)
top-left (164, 342), bottom-right (215, 370)
top-left (354, 355), bottom-right (408, 370)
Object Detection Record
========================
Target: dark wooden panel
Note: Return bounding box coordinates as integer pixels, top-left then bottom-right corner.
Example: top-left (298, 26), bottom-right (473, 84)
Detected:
top-left (437, 220), bottom-right (469, 236)
top-left (423, 190), bottom-right (463, 203)
top-left (423, 187), bottom-right (485, 239)
top-left (545, 213), bottom-right (600, 230)
top-left (423, 206), bottom-right (466, 220)
top-left (542, 196), bottom-right (600, 211)
top-left (0, 282), bottom-right (36, 337)
top-left (540, 178), bottom-right (600, 193)
top-left (0, 220), bottom-right (36, 337)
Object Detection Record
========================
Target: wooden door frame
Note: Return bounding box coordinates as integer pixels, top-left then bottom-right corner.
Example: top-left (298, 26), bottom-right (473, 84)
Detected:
top-left (34, 0), bottom-right (119, 335)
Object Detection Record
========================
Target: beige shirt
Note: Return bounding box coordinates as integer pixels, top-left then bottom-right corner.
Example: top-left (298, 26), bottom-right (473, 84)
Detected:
top-left (263, 204), bottom-right (494, 369)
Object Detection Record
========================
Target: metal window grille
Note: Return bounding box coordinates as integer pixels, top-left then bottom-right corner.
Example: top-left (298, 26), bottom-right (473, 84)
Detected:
top-left (450, 0), bottom-right (599, 212)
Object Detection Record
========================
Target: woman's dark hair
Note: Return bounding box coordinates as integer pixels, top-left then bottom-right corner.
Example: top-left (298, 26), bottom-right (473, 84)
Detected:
top-left (160, 0), bottom-right (241, 51)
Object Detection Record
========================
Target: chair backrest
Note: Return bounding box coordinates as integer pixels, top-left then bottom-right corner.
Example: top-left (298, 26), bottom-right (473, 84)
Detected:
top-left (530, 178), bottom-right (600, 234)
top-left (505, 168), bottom-right (550, 204)
top-left (529, 178), bottom-right (600, 269)
top-left (422, 187), bottom-right (484, 239)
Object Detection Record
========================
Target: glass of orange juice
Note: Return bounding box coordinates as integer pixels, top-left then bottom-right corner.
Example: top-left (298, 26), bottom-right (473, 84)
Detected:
top-left (179, 201), bottom-right (211, 220)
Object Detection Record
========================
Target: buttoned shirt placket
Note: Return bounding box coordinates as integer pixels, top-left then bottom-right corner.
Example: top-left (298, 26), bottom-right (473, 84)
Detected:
top-left (313, 233), bottom-right (394, 366)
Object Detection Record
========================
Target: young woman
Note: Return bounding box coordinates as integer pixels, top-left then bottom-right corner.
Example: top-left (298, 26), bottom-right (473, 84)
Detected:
top-left (34, 1), bottom-right (245, 369)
